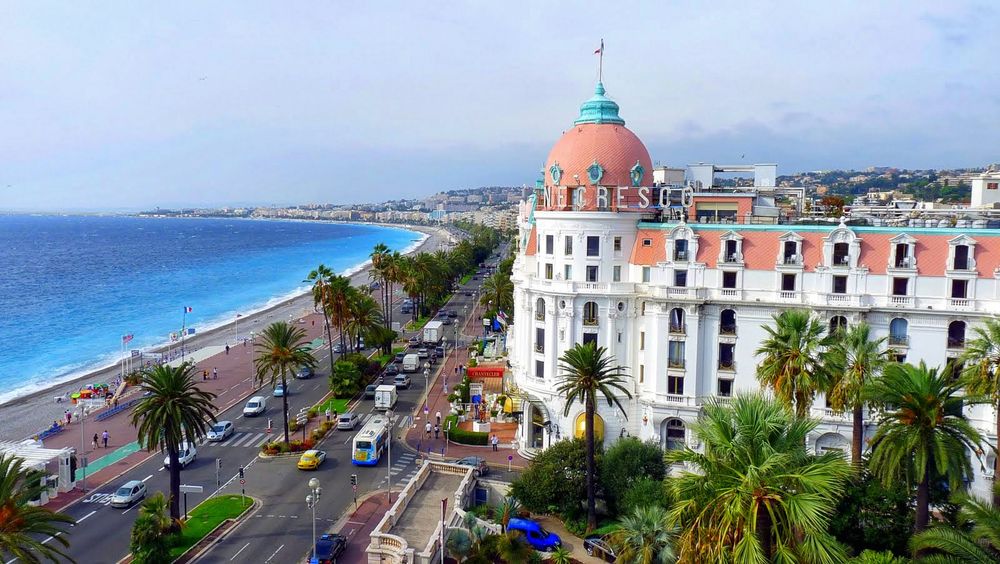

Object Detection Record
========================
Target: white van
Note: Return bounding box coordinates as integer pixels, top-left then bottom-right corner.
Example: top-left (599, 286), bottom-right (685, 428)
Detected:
top-left (401, 353), bottom-right (419, 373)
top-left (163, 442), bottom-right (197, 468)
top-left (243, 396), bottom-right (267, 417)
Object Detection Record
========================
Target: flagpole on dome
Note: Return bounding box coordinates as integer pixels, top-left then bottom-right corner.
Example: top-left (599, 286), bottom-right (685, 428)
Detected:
top-left (595, 39), bottom-right (604, 83)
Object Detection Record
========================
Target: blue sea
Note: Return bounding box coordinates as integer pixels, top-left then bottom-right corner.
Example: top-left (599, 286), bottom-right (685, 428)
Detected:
top-left (0, 215), bottom-right (422, 404)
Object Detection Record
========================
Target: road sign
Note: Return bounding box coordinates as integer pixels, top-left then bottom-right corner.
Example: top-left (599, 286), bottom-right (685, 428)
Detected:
top-left (179, 485), bottom-right (203, 494)
top-left (352, 484), bottom-right (358, 492)
top-left (240, 479), bottom-right (246, 485)
top-left (508, 454), bottom-right (513, 472)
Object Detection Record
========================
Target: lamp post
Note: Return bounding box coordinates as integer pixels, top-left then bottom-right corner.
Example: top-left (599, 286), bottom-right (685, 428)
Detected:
top-left (306, 477), bottom-right (322, 563)
top-left (385, 409), bottom-right (395, 502)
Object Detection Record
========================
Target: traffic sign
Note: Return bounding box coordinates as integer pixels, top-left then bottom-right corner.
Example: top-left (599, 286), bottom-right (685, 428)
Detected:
top-left (352, 484), bottom-right (358, 492)
top-left (240, 479), bottom-right (246, 485)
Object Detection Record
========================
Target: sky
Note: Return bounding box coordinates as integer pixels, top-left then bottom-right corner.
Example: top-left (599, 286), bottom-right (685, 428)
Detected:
top-left (1, 1), bottom-right (998, 211)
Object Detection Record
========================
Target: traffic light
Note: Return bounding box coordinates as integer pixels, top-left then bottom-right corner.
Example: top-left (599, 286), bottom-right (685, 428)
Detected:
top-left (238, 466), bottom-right (244, 479)
top-left (350, 474), bottom-right (357, 486)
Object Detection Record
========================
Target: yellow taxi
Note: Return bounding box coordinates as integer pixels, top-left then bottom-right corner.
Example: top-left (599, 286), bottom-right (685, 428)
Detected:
top-left (297, 449), bottom-right (327, 470)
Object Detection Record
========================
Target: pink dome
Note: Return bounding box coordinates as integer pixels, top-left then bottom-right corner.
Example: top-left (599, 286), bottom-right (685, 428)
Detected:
top-left (544, 123), bottom-right (653, 189)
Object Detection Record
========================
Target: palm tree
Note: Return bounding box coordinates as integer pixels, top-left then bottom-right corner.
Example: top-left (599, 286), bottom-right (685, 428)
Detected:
top-left (129, 492), bottom-right (171, 563)
top-left (131, 363), bottom-right (217, 523)
top-left (851, 551), bottom-right (910, 564)
top-left (253, 322), bottom-right (317, 444)
top-left (370, 243), bottom-right (392, 325)
top-left (825, 322), bottom-right (890, 467)
top-left (0, 453), bottom-right (76, 563)
top-left (755, 309), bottom-right (832, 417)
top-left (557, 343), bottom-right (633, 532)
top-left (497, 496), bottom-right (521, 533)
top-left (346, 292), bottom-right (383, 352)
top-left (479, 273), bottom-right (513, 315)
top-left (493, 531), bottom-right (533, 564)
top-left (866, 362), bottom-right (984, 532)
top-left (307, 264), bottom-right (338, 377)
top-left (960, 317), bottom-right (1000, 506)
top-left (909, 485), bottom-right (1000, 562)
top-left (666, 394), bottom-right (851, 563)
top-left (608, 505), bottom-right (677, 564)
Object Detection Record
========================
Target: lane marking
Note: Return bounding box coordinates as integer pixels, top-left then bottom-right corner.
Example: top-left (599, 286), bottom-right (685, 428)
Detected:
top-left (230, 542), bottom-right (251, 561)
top-left (141, 474), bottom-right (153, 483)
top-left (76, 510), bottom-right (97, 524)
top-left (264, 544), bottom-right (284, 563)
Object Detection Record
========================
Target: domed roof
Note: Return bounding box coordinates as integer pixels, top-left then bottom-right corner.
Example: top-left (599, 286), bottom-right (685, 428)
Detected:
top-left (544, 83), bottom-right (652, 189)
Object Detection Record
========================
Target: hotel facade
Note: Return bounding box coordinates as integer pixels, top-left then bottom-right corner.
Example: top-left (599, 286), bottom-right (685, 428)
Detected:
top-left (508, 82), bottom-right (999, 499)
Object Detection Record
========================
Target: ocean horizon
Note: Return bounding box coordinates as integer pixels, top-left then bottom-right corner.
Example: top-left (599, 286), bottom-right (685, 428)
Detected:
top-left (0, 215), bottom-right (422, 405)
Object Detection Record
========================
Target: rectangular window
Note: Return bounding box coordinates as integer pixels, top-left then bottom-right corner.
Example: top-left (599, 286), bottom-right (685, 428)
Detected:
top-left (668, 341), bottom-right (685, 368)
top-left (587, 236), bottom-right (600, 257)
top-left (954, 245), bottom-right (969, 270)
top-left (642, 238), bottom-right (652, 247)
top-left (674, 270), bottom-right (687, 287)
top-left (640, 331), bottom-right (645, 350)
top-left (642, 266), bottom-right (651, 283)
top-left (725, 239), bottom-right (739, 261)
top-left (639, 364), bottom-right (645, 384)
top-left (564, 264), bottom-right (572, 280)
top-left (892, 277), bottom-right (908, 296)
top-left (535, 360), bottom-right (544, 379)
top-left (613, 265), bottom-right (621, 282)
top-left (894, 243), bottom-right (909, 268)
top-left (718, 343), bottom-right (735, 370)
top-left (586, 265), bottom-right (599, 282)
top-left (545, 235), bottom-right (553, 255)
top-left (564, 236), bottom-right (573, 255)
top-left (674, 239), bottom-right (689, 261)
top-left (722, 271), bottom-right (737, 289)
top-left (832, 275), bottom-right (847, 294)
top-left (989, 182), bottom-right (999, 190)
top-left (781, 273), bottom-right (796, 292)
top-left (582, 333), bottom-right (598, 346)
top-left (718, 378), bottom-right (733, 397)
top-left (614, 236), bottom-right (622, 252)
top-left (535, 328), bottom-right (544, 353)
top-left (667, 375), bottom-right (684, 395)
top-left (952, 279), bottom-right (968, 299)
top-left (544, 263), bottom-right (553, 280)
top-left (783, 241), bottom-right (797, 263)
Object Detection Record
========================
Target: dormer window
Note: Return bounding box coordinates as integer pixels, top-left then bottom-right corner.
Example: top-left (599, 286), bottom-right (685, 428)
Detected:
top-left (822, 225), bottom-right (860, 269)
top-left (954, 245), bottom-right (970, 270)
top-left (888, 233), bottom-right (917, 269)
top-left (777, 232), bottom-right (803, 266)
top-left (947, 235), bottom-right (977, 272)
top-left (674, 239), bottom-right (689, 261)
top-left (719, 231), bottom-right (744, 264)
top-left (783, 241), bottom-right (799, 264)
top-left (667, 225), bottom-right (699, 264)
top-left (833, 243), bottom-right (849, 266)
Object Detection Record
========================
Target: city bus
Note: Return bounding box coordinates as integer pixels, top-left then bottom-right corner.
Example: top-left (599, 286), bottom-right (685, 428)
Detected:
top-left (351, 415), bottom-right (388, 466)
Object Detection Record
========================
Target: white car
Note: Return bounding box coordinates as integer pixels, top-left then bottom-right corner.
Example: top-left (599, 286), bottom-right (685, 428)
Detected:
top-left (110, 480), bottom-right (147, 508)
top-left (163, 442), bottom-right (197, 468)
top-left (206, 421), bottom-right (234, 442)
top-left (243, 396), bottom-right (267, 417)
top-left (337, 412), bottom-right (360, 430)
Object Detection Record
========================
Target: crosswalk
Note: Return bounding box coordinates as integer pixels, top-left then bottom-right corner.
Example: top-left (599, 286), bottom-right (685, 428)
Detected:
top-left (378, 451), bottom-right (419, 487)
top-left (199, 432), bottom-right (273, 449)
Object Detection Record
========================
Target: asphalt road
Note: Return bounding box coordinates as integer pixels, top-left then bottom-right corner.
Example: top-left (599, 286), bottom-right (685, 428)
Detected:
top-left (49, 247), bottom-right (504, 564)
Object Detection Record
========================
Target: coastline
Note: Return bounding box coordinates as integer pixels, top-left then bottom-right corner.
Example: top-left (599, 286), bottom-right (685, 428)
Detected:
top-left (0, 222), bottom-right (448, 441)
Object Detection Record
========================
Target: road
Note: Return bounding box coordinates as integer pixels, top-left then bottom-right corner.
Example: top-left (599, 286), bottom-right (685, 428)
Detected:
top-left (49, 246), bottom-right (504, 563)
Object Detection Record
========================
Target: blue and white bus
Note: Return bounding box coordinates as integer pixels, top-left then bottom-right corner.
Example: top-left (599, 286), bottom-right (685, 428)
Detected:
top-left (351, 415), bottom-right (388, 466)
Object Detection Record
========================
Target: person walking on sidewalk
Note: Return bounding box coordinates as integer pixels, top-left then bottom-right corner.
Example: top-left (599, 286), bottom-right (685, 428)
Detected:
top-left (212, 367), bottom-right (218, 379)
top-left (325, 407), bottom-right (332, 422)
top-left (225, 344), bottom-right (230, 355)
top-left (434, 424), bottom-right (440, 439)
top-left (425, 422), bottom-right (432, 440)
top-left (491, 434), bottom-right (499, 452)
top-left (92, 433), bottom-right (99, 449)
top-left (435, 411), bottom-right (441, 425)
top-left (203, 369), bottom-right (208, 381)
top-left (102, 430), bottom-right (109, 448)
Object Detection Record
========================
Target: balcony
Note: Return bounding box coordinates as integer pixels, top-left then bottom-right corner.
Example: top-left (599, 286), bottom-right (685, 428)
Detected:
top-left (889, 295), bottom-right (914, 307)
top-left (827, 293), bottom-right (849, 305)
top-left (534, 312), bottom-right (545, 321)
top-left (720, 325), bottom-right (737, 336)
top-left (534, 343), bottom-right (544, 353)
top-left (668, 358), bottom-right (686, 369)
top-left (947, 337), bottom-right (966, 349)
top-left (669, 324), bottom-right (686, 335)
top-left (778, 290), bottom-right (800, 302)
top-left (720, 253), bottom-right (742, 264)
top-left (664, 394), bottom-right (688, 404)
top-left (717, 360), bottom-right (736, 372)
top-left (781, 255), bottom-right (801, 266)
top-left (950, 298), bottom-right (971, 309)
top-left (892, 257), bottom-right (916, 269)
top-left (833, 255), bottom-right (850, 267)
top-left (582, 318), bottom-right (599, 327)
top-left (674, 250), bottom-right (689, 262)
top-left (888, 335), bottom-right (909, 347)
top-left (719, 288), bottom-right (740, 299)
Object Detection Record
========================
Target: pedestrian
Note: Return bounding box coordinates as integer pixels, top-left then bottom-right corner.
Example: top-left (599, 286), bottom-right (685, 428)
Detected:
top-left (435, 411), bottom-right (441, 425)
top-left (113, 397), bottom-right (119, 408)
top-left (325, 408), bottom-right (331, 423)
top-left (434, 424), bottom-right (440, 439)
top-left (92, 433), bottom-right (98, 449)
top-left (102, 430), bottom-right (109, 448)
top-left (212, 367), bottom-right (218, 379)
top-left (65, 410), bottom-right (71, 425)
top-left (425, 422), bottom-right (432, 439)
top-left (203, 369), bottom-right (208, 381)
top-left (491, 434), bottom-right (499, 452)
top-left (454, 366), bottom-right (458, 377)
top-left (225, 344), bottom-right (230, 355)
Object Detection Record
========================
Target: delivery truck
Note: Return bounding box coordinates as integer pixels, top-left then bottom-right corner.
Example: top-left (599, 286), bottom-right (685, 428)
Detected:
top-left (423, 320), bottom-right (444, 345)
top-left (374, 384), bottom-right (398, 411)
top-left (402, 353), bottom-right (419, 372)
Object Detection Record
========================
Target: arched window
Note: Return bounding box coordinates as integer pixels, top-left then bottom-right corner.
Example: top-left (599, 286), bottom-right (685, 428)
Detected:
top-left (574, 413), bottom-right (604, 441)
top-left (583, 302), bottom-right (599, 326)
top-left (669, 308), bottom-right (685, 334)
top-left (720, 309), bottom-right (736, 335)
top-left (889, 318), bottom-right (908, 346)
top-left (829, 316), bottom-right (847, 334)
top-left (948, 321), bottom-right (966, 349)
top-left (535, 297), bottom-right (545, 321)
top-left (661, 418), bottom-right (686, 451)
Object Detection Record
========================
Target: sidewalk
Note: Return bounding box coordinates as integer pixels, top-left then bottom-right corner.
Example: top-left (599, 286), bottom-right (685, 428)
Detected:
top-left (334, 493), bottom-right (393, 564)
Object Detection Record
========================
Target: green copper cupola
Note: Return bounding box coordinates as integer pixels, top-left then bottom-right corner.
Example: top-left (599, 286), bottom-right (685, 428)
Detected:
top-left (574, 82), bottom-right (625, 126)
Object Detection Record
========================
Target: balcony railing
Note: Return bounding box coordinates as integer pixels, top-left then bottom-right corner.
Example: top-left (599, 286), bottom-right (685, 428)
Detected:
top-left (582, 318), bottom-right (599, 327)
top-left (534, 313), bottom-right (545, 321)
top-left (664, 394), bottom-right (687, 404)
top-left (950, 298), bottom-right (971, 309)
top-left (889, 295), bottom-right (914, 307)
top-left (888, 335), bottom-right (909, 347)
top-left (668, 359), bottom-right (686, 369)
top-left (721, 253), bottom-right (742, 263)
top-left (947, 337), bottom-right (966, 349)
top-left (778, 290), bottom-right (799, 301)
top-left (669, 324), bottom-right (685, 335)
top-left (720, 325), bottom-right (737, 336)
top-left (782, 255), bottom-right (801, 265)
top-left (534, 343), bottom-right (544, 353)
top-left (674, 250), bottom-right (688, 261)
top-left (718, 360), bottom-right (736, 371)
top-left (719, 288), bottom-right (739, 298)
top-left (834, 255), bottom-right (850, 266)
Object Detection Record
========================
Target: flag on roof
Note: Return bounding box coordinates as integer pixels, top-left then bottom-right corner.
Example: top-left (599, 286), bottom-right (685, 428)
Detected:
top-left (184, 306), bottom-right (193, 313)
top-left (122, 334), bottom-right (133, 344)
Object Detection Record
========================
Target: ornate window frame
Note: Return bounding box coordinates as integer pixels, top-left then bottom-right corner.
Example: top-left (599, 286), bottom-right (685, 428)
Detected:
top-left (821, 225), bottom-right (861, 269)
top-left (718, 230), bottom-right (744, 265)
top-left (887, 233), bottom-right (917, 271)
top-left (666, 224), bottom-right (699, 265)
top-left (587, 160), bottom-right (605, 184)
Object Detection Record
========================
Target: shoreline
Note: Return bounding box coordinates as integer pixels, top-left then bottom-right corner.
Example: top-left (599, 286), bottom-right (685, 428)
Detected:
top-left (0, 223), bottom-right (449, 440)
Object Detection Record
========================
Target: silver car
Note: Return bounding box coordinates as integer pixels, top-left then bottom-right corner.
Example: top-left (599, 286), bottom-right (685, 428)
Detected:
top-left (206, 421), bottom-right (234, 442)
top-left (337, 412), bottom-right (361, 430)
top-left (110, 480), bottom-right (147, 508)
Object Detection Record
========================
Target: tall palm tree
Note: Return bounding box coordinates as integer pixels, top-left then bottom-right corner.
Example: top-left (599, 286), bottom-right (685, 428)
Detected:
top-left (131, 363), bottom-right (217, 523)
top-left (0, 454), bottom-right (76, 563)
top-left (326, 275), bottom-right (353, 352)
top-left (825, 322), bottom-right (890, 467)
top-left (608, 505), bottom-right (677, 564)
top-left (755, 309), bottom-right (832, 417)
top-left (129, 492), bottom-right (171, 564)
top-left (369, 243), bottom-right (391, 326)
top-left (346, 292), bottom-right (383, 352)
top-left (307, 264), bottom-right (337, 377)
top-left (909, 485), bottom-right (1000, 562)
top-left (557, 343), bottom-right (632, 532)
top-left (383, 251), bottom-right (403, 329)
top-left (960, 317), bottom-right (1000, 506)
top-left (253, 322), bottom-right (317, 444)
top-left (479, 273), bottom-right (513, 314)
top-left (866, 362), bottom-right (984, 532)
top-left (666, 394), bottom-right (851, 563)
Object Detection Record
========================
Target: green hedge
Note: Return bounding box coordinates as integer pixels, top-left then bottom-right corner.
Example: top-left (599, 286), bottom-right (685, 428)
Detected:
top-left (445, 415), bottom-right (489, 446)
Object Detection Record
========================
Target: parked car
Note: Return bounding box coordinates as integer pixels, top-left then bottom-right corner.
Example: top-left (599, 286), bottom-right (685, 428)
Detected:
top-left (417, 348), bottom-right (429, 359)
top-left (110, 480), bottom-right (147, 508)
top-left (295, 365), bottom-right (314, 379)
top-left (393, 374), bottom-right (411, 389)
top-left (384, 363), bottom-right (400, 376)
top-left (584, 536), bottom-right (617, 562)
top-left (273, 383), bottom-right (288, 397)
top-left (243, 396), bottom-right (267, 417)
top-left (453, 456), bottom-right (490, 476)
top-left (297, 449), bottom-right (327, 470)
top-left (337, 412), bottom-right (361, 430)
top-left (163, 442), bottom-right (197, 468)
top-left (314, 533), bottom-right (347, 564)
top-left (364, 384), bottom-right (378, 399)
top-left (506, 518), bottom-right (561, 551)
top-left (206, 420), bottom-right (234, 442)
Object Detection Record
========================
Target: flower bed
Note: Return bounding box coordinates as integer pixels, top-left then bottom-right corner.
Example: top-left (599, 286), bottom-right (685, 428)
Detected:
top-left (260, 438), bottom-right (315, 455)
top-left (444, 415), bottom-right (489, 446)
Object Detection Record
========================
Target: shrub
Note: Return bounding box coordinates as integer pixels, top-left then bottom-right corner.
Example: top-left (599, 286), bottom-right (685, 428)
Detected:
top-left (307, 407), bottom-right (318, 419)
top-left (829, 466), bottom-right (913, 556)
top-left (444, 415), bottom-right (488, 445)
top-left (310, 429), bottom-right (325, 442)
top-left (329, 360), bottom-right (364, 398)
top-left (511, 439), bottom-right (591, 516)
top-left (619, 477), bottom-right (670, 515)
top-left (288, 419), bottom-right (301, 433)
top-left (288, 439), bottom-right (315, 453)
top-left (600, 437), bottom-right (666, 515)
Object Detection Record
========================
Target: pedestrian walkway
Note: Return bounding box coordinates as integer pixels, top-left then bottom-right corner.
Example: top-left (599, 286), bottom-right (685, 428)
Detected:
top-left (83, 440), bottom-right (140, 474)
top-left (335, 495), bottom-right (393, 564)
top-left (198, 432), bottom-right (272, 449)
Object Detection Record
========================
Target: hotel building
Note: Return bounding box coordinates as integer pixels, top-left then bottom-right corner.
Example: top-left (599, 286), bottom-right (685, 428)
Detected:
top-left (508, 82), bottom-right (999, 499)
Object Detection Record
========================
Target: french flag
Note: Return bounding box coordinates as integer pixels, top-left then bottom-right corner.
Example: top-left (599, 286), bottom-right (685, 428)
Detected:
top-left (184, 306), bottom-right (193, 313)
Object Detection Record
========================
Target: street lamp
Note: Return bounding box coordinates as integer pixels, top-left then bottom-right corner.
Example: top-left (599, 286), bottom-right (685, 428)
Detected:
top-left (306, 477), bottom-right (322, 563)
top-left (385, 410), bottom-right (395, 502)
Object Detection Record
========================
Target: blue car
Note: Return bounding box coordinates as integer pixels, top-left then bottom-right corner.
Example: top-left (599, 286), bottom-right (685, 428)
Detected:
top-left (506, 518), bottom-right (561, 551)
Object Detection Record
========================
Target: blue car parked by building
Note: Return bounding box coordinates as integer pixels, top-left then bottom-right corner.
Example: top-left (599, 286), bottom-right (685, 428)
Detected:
top-left (506, 518), bottom-right (561, 551)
